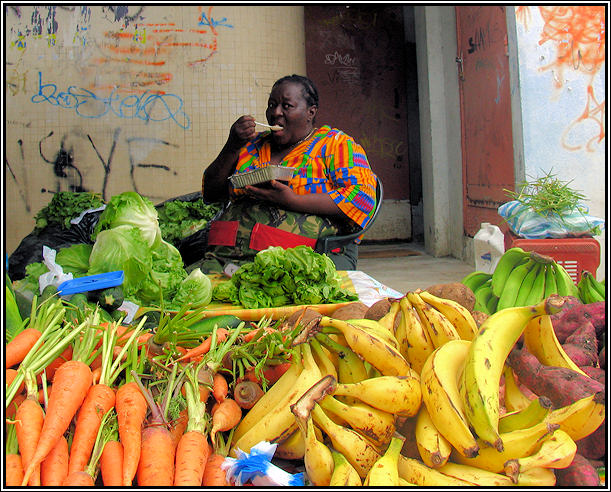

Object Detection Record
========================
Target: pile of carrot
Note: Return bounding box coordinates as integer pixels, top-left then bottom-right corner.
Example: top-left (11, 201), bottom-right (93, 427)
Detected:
top-left (5, 296), bottom-right (296, 487)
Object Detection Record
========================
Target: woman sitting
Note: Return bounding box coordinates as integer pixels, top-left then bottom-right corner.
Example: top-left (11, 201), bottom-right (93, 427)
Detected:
top-left (196, 74), bottom-right (378, 273)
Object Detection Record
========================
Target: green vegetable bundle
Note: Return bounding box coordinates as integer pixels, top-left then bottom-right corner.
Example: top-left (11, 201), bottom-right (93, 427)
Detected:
top-left (212, 245), bottom-right (358, 309)
top-left (157, 198), bottom-right (221, 244)
top-left (34, 191), bottom-right (105, 230)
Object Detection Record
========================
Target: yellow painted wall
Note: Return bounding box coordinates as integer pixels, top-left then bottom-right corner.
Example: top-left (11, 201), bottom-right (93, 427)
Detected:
top-left (5, 5), bottom-right (306, 254)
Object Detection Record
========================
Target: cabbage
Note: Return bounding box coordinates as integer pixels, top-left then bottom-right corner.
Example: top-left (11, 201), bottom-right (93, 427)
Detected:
top-left (93, 191), bottom-right (161, 247)
top-left (55, 243), bottom-right (93, 277)
top-left (168, 268), bottom-right (212, 310)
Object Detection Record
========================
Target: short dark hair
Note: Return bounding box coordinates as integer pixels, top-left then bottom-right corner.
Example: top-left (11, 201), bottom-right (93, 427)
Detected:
top-left (272, 74), bottom-right (319, 108)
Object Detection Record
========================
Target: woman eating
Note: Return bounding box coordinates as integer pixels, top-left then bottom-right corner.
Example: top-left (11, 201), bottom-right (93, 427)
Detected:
top-left (196, 74), bottom-right (378, 273)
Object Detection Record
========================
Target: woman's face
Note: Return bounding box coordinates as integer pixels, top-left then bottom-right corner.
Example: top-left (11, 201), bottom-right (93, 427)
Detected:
top-left (266, 81), bottom-right (317, 147)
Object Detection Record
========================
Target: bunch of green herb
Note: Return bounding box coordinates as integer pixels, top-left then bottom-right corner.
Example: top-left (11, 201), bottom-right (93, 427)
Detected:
top-left (34, 191), bottom-right (105, 230)
top-left (157, 198), bottom-right (221, 244)
top-left (504, 171), bottom-right (589, 218)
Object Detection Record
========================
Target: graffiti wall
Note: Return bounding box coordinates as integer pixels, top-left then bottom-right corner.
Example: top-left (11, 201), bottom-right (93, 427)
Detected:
top-left (5, 5), bottom-right (306, 253)
top-left (514, 6), bottom-right (606, 276)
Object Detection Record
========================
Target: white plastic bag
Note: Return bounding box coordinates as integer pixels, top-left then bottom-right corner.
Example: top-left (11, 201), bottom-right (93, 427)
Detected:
top-left (38, 245), bottom-right (73, 294)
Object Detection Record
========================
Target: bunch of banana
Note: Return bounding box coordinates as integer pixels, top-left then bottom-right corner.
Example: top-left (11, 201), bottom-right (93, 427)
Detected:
top-left (577, 270), bottom-right (605, 303)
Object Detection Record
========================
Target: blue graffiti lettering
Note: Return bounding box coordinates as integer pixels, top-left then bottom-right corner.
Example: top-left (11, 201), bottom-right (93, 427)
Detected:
top-left (30, 72), bottom-right (191, 129)
top-left (198, 12), bottom-right (233, 29)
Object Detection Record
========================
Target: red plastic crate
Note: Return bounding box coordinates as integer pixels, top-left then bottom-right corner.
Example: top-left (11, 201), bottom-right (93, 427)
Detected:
top-left (504, 231), bottom-right (600, 283)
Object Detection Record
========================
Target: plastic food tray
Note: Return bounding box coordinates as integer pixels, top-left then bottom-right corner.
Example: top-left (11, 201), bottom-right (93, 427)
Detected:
top-left (504, 231), bottom-right (600, 283)
top-left (229, 165), bottom-right (295, 188)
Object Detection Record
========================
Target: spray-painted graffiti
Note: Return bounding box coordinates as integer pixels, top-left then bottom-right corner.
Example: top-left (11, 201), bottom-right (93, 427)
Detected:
top-left (517, 6), bottom-right (605, 152)
top-left (31, 72), bottom-right (190, 129)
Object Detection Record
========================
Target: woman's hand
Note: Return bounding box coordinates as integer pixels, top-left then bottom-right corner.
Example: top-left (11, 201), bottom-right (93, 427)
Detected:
top-left (227, 115), bottom-right (256, 151)
top-left (245, 180), bottom-right (295, 207)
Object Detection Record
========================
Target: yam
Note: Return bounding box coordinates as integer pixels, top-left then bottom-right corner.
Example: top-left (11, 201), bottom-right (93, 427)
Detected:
top-left (551, 301), bottom-right (606, 343)
top-left (576, 421), bottom-right (606, 460)
top-left (471, 310), bottom-right (489, 329)
top-left (364, 298), bottom-right (391, 320)
top-left (562, 343), bottom-right (598, 368)
top-left (555, 453), bottom-right (600, 486)
top-left (331, 301), bottom-right (369, 321)
top-left (283, 307), bottom-right (322, 331)
top-left (578, 366), bottom-right (605, 386)
top-left (564, 319), bottom-right (598, 355)
top-left (425, 282), bottom-right (476, 312)
top-left (507, 347), bottom-right (605, 408)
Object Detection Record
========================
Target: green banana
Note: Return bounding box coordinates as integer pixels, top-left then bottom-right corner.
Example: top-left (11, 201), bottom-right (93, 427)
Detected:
top-left (495, 257), bottom-right (536, 311)
top-left (578, 271), bottom-right (604, 303)
top-left (459, 296), bottom-right (566, 451)
top-left (491, 247), bottom-right (528, 297)
top-left (473, 280), bottom-right (493, 314)
top-left (589, 271), bottom-right (606, 299)
top-left (523, 262), bottom-right (547, 306)
top-left (462, 271), bottom-right (492, 294)
top-left (485, 293), bottom-right (499, 315)
top-left (542, 264), bottom-right (558, 299)
top-left (552, 261), bottom-right (579, 297)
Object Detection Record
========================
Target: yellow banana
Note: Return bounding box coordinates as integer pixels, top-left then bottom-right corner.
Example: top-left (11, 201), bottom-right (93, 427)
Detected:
top-left (502, 364), bottom-right (533, 412)
top-left (309, 338), bottom-right (337, 379)
top-left (398, 477), bottom-right (417, 486)
top-left (319, 395), bottom-right (395, 449)
top-left (419, 290), bottom-right (478, 341)
top-left (514, 466), bottom-right (557, 486)
top-left (231, 343), bottom-right (322, 454)
top-left (415, 404), bottom-right (452, 468)
top-left (377, 299), bottom-right (401, 333)
top-left (319, 316), bottom-right (411, 376)
top-left (297, 414), bottom-right (334, 486)
top-left (459, 296), bottom-right (566, 451)
top-left (397, 456), bottom-right (472, 486)
top-left (232, 345), bottom-right (303, 443)
top-left (274, 429), bottom-right (305, 460)
top-left (436, 462), bottom-right (514, 486)
top-left (314, 333), bottom-right (368, 385)
top-left (363, 435), bottom-right (404, 486)
top-left (545, 391), bottom-right (605, 441)
top-left (332, 373), bottom-right (422, 418)
top-left (345, 318), bottom-right (400, 349)
top-left (408, 291), bottom-right (461, 348)
top-left (503, 429), bottom-right (577, 483)
top-left (452, 420), bottom-right (558, 473)
top-left (419, 339), bottom-right (479, 458)
top-left (397, 296), bottom-right (435, 374)
top-left (311, 404), bottom-right (380, 479)
top-left (498, 395), bottom-right (553, 433)
top-left (523, 313), bottom-right (588, 376)
top-left (329, 450), bottom-right (362, 486)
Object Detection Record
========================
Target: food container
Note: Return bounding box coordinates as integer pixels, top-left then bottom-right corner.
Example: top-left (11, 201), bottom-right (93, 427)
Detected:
top-left (229, 165), bottom-right (295, 188)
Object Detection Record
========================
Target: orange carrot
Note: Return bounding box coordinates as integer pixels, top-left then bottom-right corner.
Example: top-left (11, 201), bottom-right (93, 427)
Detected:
top-left (6, 328), bottom-right (41, 368)
top-left (202, 452), bottom-right (230, 486)
top-left (116, 381), bottom-right (148, 486)
top-left (169, 408), bottom-right (189, 451)
top-left (6, 368), bottom-right (24, 394)
top-left (67, 384), bottom-right (116, 474)
top-left (61, 470), bottom-right (95, 485)
top-left (174, 431), bottom-right (211, 486)
top-left (36, 346), bottom-right (72, 386)
top-left (21, 360), bottom-right (92, 486)
top-left (210, 398), bottom-right (242, 443)
top-left (100, 440), bottom-right (123, 486)
top-left (91, 366), bottom-right (102, 384)
top-left (175, 328), bottom-right (230, 362)
top-left (40, 435), bottom-right (69, 486)
top-left (181, 382), bottom-right (210, 403)
top-left (15, 374), bottom-right (45, 486)
top-left (89, 352), bottom-right (103, 371)
top-left (6, 393), bottom-right (25, 420)
top-left (241, 361), bottom-right (292, 386)
top-left (5, 454), bottom-right (24, 486)
top-left (212, 372), bottom-right (229, 404)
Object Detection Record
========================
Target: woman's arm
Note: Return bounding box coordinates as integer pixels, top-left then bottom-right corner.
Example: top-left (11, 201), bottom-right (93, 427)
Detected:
top-left (203, 115), bottom-right (256, 202)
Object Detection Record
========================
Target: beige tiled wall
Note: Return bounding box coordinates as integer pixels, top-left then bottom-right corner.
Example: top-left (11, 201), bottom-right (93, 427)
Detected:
top-left (5, 5), bottom-right (306, 253)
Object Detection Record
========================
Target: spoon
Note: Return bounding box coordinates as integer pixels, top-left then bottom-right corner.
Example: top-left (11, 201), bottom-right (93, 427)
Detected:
top-left (255, 121), bottom-right (283, 131)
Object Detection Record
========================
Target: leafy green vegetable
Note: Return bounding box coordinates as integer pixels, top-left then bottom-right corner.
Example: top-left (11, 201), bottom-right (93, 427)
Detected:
top-left (157, 198), bottom-right (221, 244)
top-left (12, 262), bottom-right (49, 294)
top-left (212, 245), bottom-right (358, 309)
top-left (34, 191), bottom-right (105, 230)
top-left (93, 191), bottom-right (161, 247)
top-left (55, 243), bottom-right (92, 277)
top-left (167, 268), bottom-right (212, 310)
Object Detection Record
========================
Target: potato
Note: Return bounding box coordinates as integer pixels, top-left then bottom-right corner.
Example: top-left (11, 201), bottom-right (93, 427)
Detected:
top-left (331, 301), bottom-right (369, 320)
top-left (425, 282), bottom-right (476, 312)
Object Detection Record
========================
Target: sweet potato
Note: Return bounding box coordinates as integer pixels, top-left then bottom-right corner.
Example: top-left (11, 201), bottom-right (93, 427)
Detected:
top-left (555, 453), bottom-right (600, 486)
top-left (562, 343), bottom-right (599, 368)
top-left (576, 420), bottom-right (606, 460)
top-left (564, 319), bottom-right (598, 354)
top-left (507, 347), bottom-right (605, 408)
top-left (425, 282), bottom-right (476, 312)
top-left (598, 346), bottom-right (605, 367)
top-left (551, 301), bottom-right (606, 343)
top-left (578, 366), bottom-right (605, 385)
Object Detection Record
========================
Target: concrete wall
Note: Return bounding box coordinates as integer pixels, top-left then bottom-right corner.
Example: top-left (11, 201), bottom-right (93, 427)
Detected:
top-left (513, 6), bottom-right (606, 278)
top-left (5, 5), bottom-right (306, 254)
